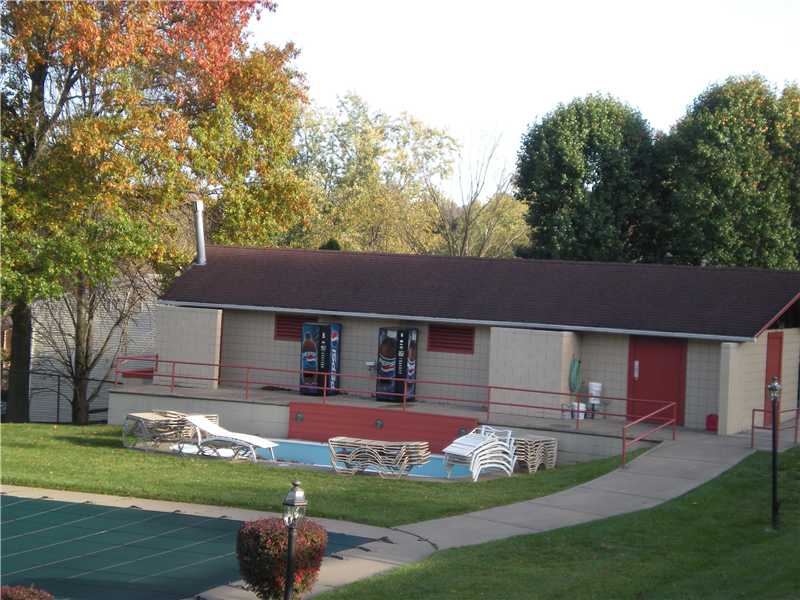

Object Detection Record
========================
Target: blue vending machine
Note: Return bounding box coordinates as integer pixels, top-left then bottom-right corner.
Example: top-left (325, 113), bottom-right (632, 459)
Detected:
top-left (375, 328), bottom-right (418, 402)
top-left (300, 323), bottom-right (342, 396)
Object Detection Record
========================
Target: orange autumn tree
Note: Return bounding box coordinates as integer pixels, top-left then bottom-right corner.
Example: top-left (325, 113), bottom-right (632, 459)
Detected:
top-left (1, 1), bottom-right (308, 423)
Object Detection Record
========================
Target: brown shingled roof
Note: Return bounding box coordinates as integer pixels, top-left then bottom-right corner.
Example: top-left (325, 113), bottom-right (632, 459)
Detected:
top-left (161, 246), bottom-right (800, 341)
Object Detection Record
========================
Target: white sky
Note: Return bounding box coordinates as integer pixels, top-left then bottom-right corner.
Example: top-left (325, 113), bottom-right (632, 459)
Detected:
top-left (251, 0), bottom-right (800, 193)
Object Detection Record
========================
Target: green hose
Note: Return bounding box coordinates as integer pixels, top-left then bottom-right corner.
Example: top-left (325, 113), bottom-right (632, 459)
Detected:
top-left (569, 357), bottom-right (581, 393)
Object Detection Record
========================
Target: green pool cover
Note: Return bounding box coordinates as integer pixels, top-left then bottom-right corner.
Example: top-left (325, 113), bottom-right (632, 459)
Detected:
top-left (1, 494), bottom-right (374, 600)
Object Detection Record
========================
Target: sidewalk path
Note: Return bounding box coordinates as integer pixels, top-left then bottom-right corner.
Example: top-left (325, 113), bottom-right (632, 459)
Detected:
top-left (401, 431), bottom-right (754, 550)
top-left (0, 432), bottom-right (756, 598)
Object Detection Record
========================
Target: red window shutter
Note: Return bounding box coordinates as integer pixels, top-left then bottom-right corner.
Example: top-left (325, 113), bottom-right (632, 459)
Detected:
top-left (274, 315), bottom-right (316, 341)
top-left (427, 325), bottom-right (475, 354)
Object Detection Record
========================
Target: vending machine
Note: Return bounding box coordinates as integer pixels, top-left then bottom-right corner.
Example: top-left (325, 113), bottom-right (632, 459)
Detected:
top-left (375, 328), bottom-right (418, 401)
top-left (300, 323), bottom-right (342, 396)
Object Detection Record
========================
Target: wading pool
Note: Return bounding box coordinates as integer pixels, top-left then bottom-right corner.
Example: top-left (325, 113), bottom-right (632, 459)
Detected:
top-left (261, 439), bottom-right (471, 479)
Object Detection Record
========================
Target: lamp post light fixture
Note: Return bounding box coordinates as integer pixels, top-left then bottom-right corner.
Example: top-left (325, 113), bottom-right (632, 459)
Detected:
top-left (282, 480), bottom-right (307, 600)
top-left (767, 377), bottom-right (781, 530)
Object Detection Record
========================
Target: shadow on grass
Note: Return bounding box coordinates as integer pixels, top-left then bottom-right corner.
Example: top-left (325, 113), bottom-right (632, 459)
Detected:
top-left (53, 434), bottom-right (123, 449)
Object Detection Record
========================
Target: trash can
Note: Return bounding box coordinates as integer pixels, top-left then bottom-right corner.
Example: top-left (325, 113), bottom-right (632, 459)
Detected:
top-left (705, 414), bottom-right (718, 432)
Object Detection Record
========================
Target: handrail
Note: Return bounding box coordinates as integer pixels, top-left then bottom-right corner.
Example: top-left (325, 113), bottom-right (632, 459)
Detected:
top-left (751, 406), bottom-right (800, 448)
top-left (113, 354), bottom-right (678, 435)
top-left (114, 354), bottom-right (159, 383)
top-left (621, 401), bottom-right (677, 467)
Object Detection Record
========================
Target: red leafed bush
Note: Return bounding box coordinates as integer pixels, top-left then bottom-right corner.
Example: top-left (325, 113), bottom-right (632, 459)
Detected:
top-left (237, 517), bottom-right (327, 600)
top-left (0, 586), bottom-right (54, 600)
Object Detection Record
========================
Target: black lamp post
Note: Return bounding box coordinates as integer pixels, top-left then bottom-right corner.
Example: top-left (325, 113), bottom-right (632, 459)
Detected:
top-left (282, 480), bottom-right (307, 600)
top-left (768, 377), bottom-right (781, 530)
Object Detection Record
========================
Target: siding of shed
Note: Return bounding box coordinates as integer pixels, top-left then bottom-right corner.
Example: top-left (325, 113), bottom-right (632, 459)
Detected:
top-left (29, 297), bottom-right (156, 423)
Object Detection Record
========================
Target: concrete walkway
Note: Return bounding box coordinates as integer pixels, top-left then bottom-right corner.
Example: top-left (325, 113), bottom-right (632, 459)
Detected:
top-left (0, 431), bottom-right (758, 598)
top-left (401, 431), bottom-right (755, 550)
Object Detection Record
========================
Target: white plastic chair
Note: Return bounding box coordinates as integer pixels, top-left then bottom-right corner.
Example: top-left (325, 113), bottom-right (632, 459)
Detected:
top-left (442, 425), bottom-right (515, 481)
top-left (179, 415), bottom-right (278, 463)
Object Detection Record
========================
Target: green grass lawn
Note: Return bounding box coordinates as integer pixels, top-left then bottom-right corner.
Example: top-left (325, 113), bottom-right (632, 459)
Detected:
top-left (0, 424), bottom-right (638, 527)
top-left (317, 447), bottom-right (800, 599)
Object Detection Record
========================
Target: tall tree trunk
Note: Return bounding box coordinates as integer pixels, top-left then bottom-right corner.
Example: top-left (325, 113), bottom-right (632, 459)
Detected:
top-left (71, 375), bottom-right (89, 424)
top-left (7, 302), bottom-right (33, 423)
top-left (72, 281), bottom-right (90, 425)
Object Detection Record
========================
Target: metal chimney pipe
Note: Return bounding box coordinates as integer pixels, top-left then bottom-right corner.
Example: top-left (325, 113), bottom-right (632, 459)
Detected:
top-left (193, 200), bottom-right (207, 266)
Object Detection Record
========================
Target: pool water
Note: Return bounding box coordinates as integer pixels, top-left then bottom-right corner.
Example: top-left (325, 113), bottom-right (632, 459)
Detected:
top-left (261, 439), bottom-right (471, 479)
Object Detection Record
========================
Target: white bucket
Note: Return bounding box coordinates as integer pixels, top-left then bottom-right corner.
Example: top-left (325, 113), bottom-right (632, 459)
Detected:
top-left (570, 402), bottom-right (586, 420)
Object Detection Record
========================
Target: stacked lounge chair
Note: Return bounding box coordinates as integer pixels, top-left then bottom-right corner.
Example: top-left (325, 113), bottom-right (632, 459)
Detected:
top-left (122, 410), bottom-right (220, 450)
top-left (442, 425), bottom-right (516, 481)
top-left (328, 437), bottom-right (431, 478)
top-left (513, 435), bottom-right (558, 473)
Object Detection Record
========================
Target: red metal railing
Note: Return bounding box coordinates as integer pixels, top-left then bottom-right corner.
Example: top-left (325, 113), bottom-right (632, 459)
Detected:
top-left (115, 354), bottom-right (159, 379)
top-left (113, 355), bottom-right (678, 457)
top-left (751, 406), bottom-right (800, 448)
top-left (621, 402), bottom-right (677, 467)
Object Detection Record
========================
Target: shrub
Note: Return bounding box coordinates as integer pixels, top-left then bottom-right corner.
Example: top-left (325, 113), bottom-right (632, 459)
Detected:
top-left (318, 238), bottom-right (341, 250)
top-left (0, 586), bottom-right (54, 600)
top-left (237, 517), bottom-right (327, 600)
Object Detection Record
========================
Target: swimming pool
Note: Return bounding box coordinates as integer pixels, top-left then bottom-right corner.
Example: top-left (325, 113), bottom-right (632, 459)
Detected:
top-left (262, 439), bottom-right (471, 479)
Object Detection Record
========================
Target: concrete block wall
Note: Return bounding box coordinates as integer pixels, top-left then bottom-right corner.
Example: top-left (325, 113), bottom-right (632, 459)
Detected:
top-left (719, 335), bottom-right (768, 435)
top-left (487, 328), bottom-right (577, 419)
top-left (416, 325), bottom-right (490, 405)
top-left (561, 332), bottom-right (581, 394)
top-left (684, 341), bottom-right (721, 429)
top-left (218, 310), bottom-right (490, 403)
top-left (717, 329), bottom-right (800, 435)
top-left (506, 426), bottom-right (655, 464)
top-left (155, 306), bottom-right (221, 389)
top-left (219, 311), bottom-right (295, 390)
top-left (578, 333), bottom-right (629, 413)
top-left (780, 328), bottom-right (800, 414)
top-left (108, 390), bottom-right (289, 438)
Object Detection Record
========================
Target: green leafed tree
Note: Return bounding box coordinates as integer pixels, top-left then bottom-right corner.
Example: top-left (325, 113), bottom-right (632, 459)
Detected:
top-left (661, 76), bottom-right (798, 269)
top-left (290, 94), bottom-right (459, 253)
top-left (191, 45), bottom-right (310, 247)
top-left (1, 1), bottom-right (307, 423)
top-left (514, 95), bottom-right (657, 262)
top-left (776, 83), bottom-right (800, 264)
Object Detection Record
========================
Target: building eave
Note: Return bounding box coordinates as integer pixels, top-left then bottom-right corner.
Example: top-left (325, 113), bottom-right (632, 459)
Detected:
top-left (158, 299), bottom-right (756, 343)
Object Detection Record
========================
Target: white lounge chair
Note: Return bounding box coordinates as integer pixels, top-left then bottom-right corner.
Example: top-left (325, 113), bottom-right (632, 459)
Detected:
top-left (178, 415), bottom-right (278, 463)
top-left (442, 425), bottom-right (515, 481)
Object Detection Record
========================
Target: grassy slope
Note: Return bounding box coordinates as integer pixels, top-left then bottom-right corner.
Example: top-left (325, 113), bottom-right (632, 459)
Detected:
top-left (0, 424), bottom-right (637, 528)
top-left (318, 447), bottom-right (800, 599)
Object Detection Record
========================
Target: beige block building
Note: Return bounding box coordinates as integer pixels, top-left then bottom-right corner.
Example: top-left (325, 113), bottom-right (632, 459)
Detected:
top-left (155, 302), bottom-right (799, 436)
top-left (149, 245), bottom-right (800, 438)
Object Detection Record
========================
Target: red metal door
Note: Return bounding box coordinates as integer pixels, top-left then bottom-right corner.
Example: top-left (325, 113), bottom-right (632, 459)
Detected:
top-left (627, 336), bottom-right (687, 425)
top-left (763, 331), bottom-right (783, 426)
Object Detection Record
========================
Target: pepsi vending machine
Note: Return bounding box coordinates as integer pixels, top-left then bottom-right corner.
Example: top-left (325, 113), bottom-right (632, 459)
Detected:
top-left (375, 328), bottom-right (418, 401)
top-left (300, 323), bottom-right (342, 395)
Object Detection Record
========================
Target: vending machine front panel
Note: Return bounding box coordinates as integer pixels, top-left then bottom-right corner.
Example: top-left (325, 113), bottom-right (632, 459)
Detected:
top-left (375, 327), bottom-right (418, 402)
top-left (300, 323), bottom-right (341, 396)
top-left (300, 323), bottom-right (321, 394)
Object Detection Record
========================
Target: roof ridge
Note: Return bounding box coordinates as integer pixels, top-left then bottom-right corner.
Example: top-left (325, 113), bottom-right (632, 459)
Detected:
top-left (204, 244), bottom-right (800, 275)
